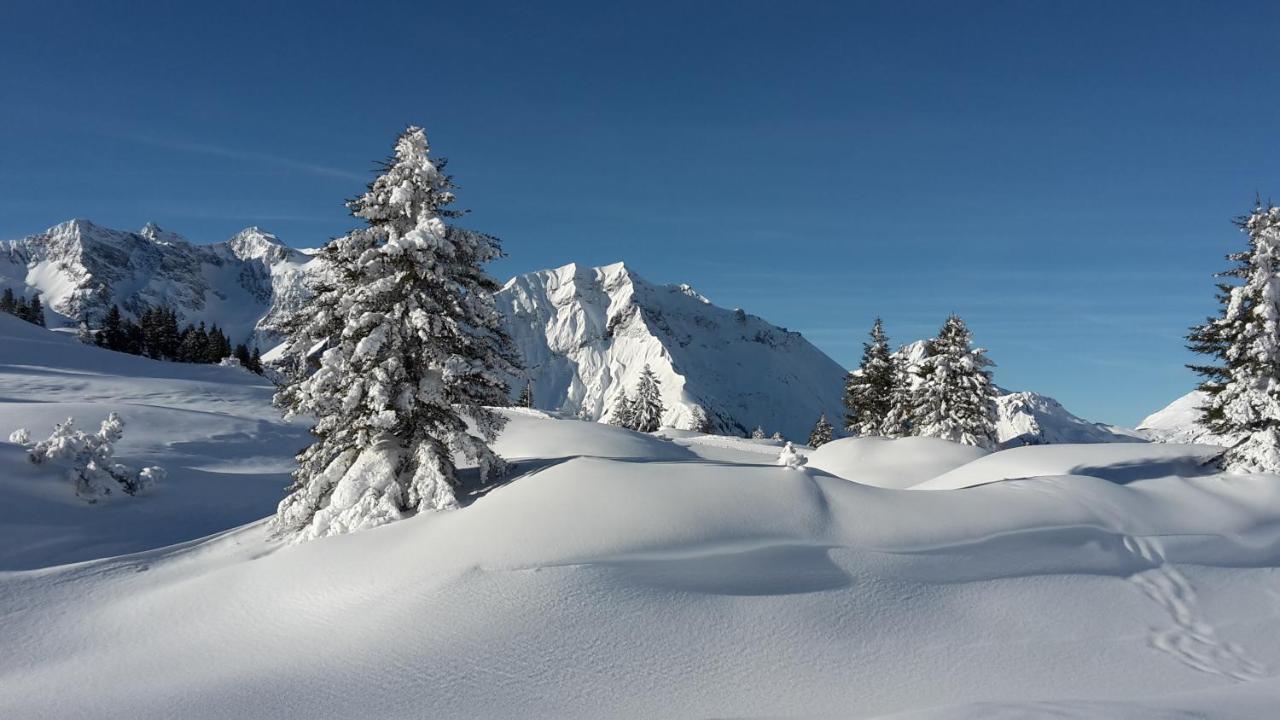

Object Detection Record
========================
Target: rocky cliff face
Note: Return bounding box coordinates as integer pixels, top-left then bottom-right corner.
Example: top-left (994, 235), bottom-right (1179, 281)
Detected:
top-left (494, 262), bottom-right (846, 440)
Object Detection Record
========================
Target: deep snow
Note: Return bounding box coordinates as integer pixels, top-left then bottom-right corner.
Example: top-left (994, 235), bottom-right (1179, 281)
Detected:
top-left (2, 314), bottom-right (1280, 719)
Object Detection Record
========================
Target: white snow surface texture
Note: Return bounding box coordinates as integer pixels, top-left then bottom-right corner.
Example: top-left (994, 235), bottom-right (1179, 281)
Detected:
top-left (2, 312), bottom-right (1280, 719)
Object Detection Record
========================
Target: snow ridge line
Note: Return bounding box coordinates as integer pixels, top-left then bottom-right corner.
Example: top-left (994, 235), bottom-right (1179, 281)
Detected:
top-left (1123, 534), bottom-right (1267, 682)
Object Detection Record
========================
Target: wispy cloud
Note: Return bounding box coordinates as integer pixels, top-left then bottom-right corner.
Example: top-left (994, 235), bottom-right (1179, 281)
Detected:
top-left (117, 133), bottom-right (367, 182)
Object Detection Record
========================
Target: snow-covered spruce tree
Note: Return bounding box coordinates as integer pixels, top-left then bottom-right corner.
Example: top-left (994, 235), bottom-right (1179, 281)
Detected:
top-left (882, 353), bottom-right (918, 438)
top-left (608, 390), bottom-right (634, 428)
top-left (631, 364), bottom-right (664, 433)
top-left (844, 318), bottom-right (896, 436)
top-left (751, 426), bottom-right (766, 440)
top-left (1188, 203), bottom-right (1280, 472)
top-left (271, 126), bottom-right (521, 541)
top-left (688, 404), bottom-right (713, 433)
top-left (808, 413), bottom-right (833, 447)
top-left (516, 380), bottom-right (534, 408)
top-left (909, 315), bottom-right (998, 449)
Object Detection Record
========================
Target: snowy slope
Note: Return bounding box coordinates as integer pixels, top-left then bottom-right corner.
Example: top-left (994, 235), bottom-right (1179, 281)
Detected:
top-left (0, 219), bottom-right (319, 347)
top-left (1139, 390), bottom-right (1234, 446)
top-left (2, 313), bottom-right (1280, 718)
top-left (494, 261), bottom-right (846, 439)
top-left (0, 313), bottom-right (308, 569)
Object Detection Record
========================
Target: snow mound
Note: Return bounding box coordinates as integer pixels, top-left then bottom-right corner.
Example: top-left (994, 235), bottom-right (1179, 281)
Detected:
top-left (914, 442), bottom-right (1224, 490)
top-left (806, 436), bottom-right (989, 489)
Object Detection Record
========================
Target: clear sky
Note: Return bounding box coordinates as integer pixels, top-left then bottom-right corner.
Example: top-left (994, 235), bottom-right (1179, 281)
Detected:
top-left (2, 1), bottom-right (1277, 426)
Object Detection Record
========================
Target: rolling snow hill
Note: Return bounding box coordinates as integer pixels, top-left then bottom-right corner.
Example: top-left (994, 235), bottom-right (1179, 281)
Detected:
top-left (1, 309), bottom-right (1280, 719)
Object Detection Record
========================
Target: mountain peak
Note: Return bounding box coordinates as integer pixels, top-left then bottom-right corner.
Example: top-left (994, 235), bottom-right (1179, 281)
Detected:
top-left (139, 222), bottom-right (189, 246)
top-left (225, 226), bottom-right (295, 264)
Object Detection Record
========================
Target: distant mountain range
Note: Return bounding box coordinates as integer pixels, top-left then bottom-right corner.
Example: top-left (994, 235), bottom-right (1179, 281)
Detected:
top-left (2, 219), bottom-right (1149, 444)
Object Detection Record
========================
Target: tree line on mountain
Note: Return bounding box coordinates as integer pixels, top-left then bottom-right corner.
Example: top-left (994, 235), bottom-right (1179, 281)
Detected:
top-left (88, 304), bottom-right (263, 373)
top-left (0, 288), bottom-right (46, 327)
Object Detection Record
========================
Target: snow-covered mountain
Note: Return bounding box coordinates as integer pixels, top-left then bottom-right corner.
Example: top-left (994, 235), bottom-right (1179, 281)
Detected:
top-left (4, 220), bottom-right (1144, 444)
top-left (1138, 390), bottom-right (1233, 446)
top-left (494, 262), bottom-right (846, 440)
top-left (0, 219), bottom-right (318, 348)
top-left (892, 340), bottom-right (1142, 447)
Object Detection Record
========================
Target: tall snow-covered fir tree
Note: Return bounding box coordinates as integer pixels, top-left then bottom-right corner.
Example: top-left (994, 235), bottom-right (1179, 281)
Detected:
top-left (607, 390), bottom-right (634, 428)
top-left (631, 365), bottom-right (664, 433)
top-left (844, 318), bottom-right (896, 436)
top-left (271, 126), bottom-right (521, 541)
top-left (808, 413), bottom-right (833, 447)
top-left (910, 315), bottom-right (998, 449)
top-left (1188, 203), bottom-right (1280, 472)
top-left (882, 353), bottom-right (917, 439)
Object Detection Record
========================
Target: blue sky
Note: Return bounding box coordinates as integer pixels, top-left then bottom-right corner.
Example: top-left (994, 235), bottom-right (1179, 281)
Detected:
top-left (2, 1), bottom-right (1277, 425)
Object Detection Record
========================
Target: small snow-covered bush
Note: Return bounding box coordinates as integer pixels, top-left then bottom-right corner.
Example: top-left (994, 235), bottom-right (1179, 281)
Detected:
top-left (777, 442), bottom-right (807, 470)
top-left (23, 413), bottom-right (163, 501)
top-left (8, 428), bottom-right (29, 445)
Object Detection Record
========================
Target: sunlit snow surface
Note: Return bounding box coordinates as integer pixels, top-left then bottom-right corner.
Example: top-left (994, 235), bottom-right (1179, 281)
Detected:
top-left (1, 314), bottom-right (1279, 719)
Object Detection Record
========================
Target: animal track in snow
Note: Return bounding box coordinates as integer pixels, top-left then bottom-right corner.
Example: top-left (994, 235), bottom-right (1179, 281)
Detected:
top-left (1125, 535), bottom-right (1266, 682)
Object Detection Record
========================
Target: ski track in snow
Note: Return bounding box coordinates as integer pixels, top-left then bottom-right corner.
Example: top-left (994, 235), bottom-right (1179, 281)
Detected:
top-left (1123, 534), bottom-right (1268, 682)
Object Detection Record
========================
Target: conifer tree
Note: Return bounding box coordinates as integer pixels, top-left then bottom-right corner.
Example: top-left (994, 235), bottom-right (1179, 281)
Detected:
top-left (0, 288), bottom-right (14, 315)
top-left (608, 390), bottom-right (634, 428)
top-left (751, 426), bottom-right (766, 440)
top-left (11, 296), bottom-right (27, 322)
top-left (234, 343), bottom-right (252, 368)
top-left (517, 380), bottom-right (534, 408)
top-left (98, 305), bottom-right (124, 350)
top-left (271, 126), bottom-right (520, 541)
top-left (881, 354), bottom-right (916, 438)
top-left (630, 364), bottom-right (664, 432)
top-left (688, 405), bottom-right (713, 433)
top-left (249, 346), bottom-right (263, 375)
top-left (1189, 202), bottom-right (1280, 472)
top-left (910, 315), bottom-right (998, 449)
top-left (808, 413), bottom-right (833, 447)
top-left (26, 294), bottom-right (44, 326)
top-left (844, 318), bottom-right (896, 436)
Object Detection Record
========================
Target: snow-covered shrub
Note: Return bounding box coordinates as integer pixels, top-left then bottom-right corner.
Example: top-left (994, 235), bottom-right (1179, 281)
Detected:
top-left (8, 428), bottom-right (29, 445)
top-left (777, 442), bottom-right (807, 470)
top-left (23, 413), bottom-right (163, 501)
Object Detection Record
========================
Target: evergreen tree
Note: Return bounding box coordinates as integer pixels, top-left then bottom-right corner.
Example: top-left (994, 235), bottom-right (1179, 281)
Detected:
top-left (808, 413), bottom-right (833, 447)
top-left (688, 404), bottom-right (713, 433)
top-left (517, 380), bottom-right (534, 408)
top-left (271, 125), bottom-right (520, 541)
top-left (607, 390), bottom-right (634, 428)
top-left (77, 313), bottom-right (94, 344)
top-left (249, 346), bottom-right (263, 375)
top-left (121, 316), bottom-right (142, 353)
top-left (98, 305), bottom-right (124, 350)
top-left (1189, 203), bottom-right (1280, 472)
top-left (910, 315), bottom-right (998, 449)
top-left (177, 324), bottom-right (202, 362)
top-left (844, 318), bottom-right (896, 436)
top-left (751, 426), bottom-right (766, 440)
top-left (630, 364), bottom-right (664, 432)
top-left (25, 294), bottom-right (44, 326)
top-left (0, 288), bottom-right (14, 314)
top-left (881, 354), bottom-right (916, 438)
top-left (234, 343), bottom-right (252, 367)
top-left (12, 296), bottom-right (28, 323)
